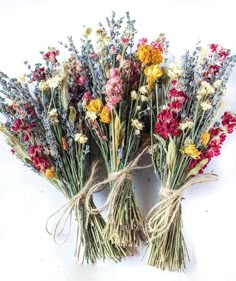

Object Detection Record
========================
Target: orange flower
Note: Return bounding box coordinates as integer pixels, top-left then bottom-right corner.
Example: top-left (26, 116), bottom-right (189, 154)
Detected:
top-left (99, 106), bottom-right (111, 123)
top-left (86, 98), bottom-right (103, 113)
top-left (61, 137), bottom-right (68, 150)
top-left (45, 167), bottom-right (56, 179)
top-left (137, 45), bottom-right (163, 65)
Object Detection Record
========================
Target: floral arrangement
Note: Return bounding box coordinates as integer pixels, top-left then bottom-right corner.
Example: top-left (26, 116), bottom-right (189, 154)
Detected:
top-left (0, 12), bottom-right (236, 271)
top-left (146, 42), bottom-right (236, 270)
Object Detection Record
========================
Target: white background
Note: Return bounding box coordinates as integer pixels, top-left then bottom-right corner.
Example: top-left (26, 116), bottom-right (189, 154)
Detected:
top-left (1, 0), bottom-right (236, 280)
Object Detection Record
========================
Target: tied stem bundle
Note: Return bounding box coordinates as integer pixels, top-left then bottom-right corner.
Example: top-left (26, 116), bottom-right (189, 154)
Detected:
top-left (46, 162), bottom-right (126, 263)
top-left (147, 173), bottom-right (218, 271)
top-left (85, 147), bottom-right (151, 248)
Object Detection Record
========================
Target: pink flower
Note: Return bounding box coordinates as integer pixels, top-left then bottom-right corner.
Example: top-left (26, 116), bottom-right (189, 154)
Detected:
top-left (89, 53), bottom-right (97, 59)
top-left (43, 50), bottom-right (59, 64)
top-left (82, 91), bottom-right (92, 102)
top-left (121, 37), bottom-right (130, 45)
top-left (106, 68), bottom-right (120, 78)
top-left (77, 76), bottom-right (86, 86)
top-left (110, 46), bottom-right (116, 53)
top-left (137, 38), bottom-right (148, 47)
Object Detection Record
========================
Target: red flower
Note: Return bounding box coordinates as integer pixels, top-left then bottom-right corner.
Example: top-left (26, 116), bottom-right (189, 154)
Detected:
top-left (12, 119), bottom-right (23, 132)
top-left (221, 112), bottom-right (236, 133)
top-left (28, 145), bottom-right (50, 172)
top-left (43, 50), bottom-right (59, 64)
top-left (32, 67), bottom-right (46, 82)
top-left (168, 88), bottom-right (187, 102)
top-left (168, 100), bottom-right (184, 112)
top-left (155, 109), bottom-right (180, 139)
top-left (210, 44), bottom-right (218, 52)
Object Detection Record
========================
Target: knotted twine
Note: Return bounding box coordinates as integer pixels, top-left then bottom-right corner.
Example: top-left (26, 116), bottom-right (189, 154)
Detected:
top-left (147, 173), bottom-right (218, 242)
top-left (85, 146), bottom-right (152, 215)
top-left (46, 161), bottom-right (99, 247)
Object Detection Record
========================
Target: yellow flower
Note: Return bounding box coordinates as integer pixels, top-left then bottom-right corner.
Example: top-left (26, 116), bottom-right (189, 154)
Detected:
top-left (99, 107), bottom-right (111, 123)
top-left (45, 167), bottom-right (56, 179)
top-left (182, 144), bottom-right (201, 159)
top-left (86, 98), bottom-right (103, 113)
top-left (84, 27), bottom-right (92, 37)
top-left (200, 132), bottom-right (211, 146)
top-left (144, 65), bottom-right (163, 88)
top-left (137, 45), bottom-right (163, 65)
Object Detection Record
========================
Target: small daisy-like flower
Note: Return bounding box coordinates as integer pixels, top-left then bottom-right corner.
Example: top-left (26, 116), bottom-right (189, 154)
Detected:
top-left (200, 101), bottom-right (212, 111)
top-left (179, 120), bottom-right (193, 130)
top-left (131, 119), bottom-right (144, 131)
top-left (74, 133), bottom-right (88, 144)
top-left (131, 90), bottom-right (138, 100)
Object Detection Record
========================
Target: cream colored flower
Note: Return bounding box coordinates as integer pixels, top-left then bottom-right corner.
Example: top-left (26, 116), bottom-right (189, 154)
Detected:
top-left (200, 101), bottom-right (212, 111)
top-left (17, 75), bottom-right (26, 86)
top-left (47, 75), bottom-right (63, 89)
top-left (86, 111), bottom-right (97, 121)
top-left (131, 90), bottom-right (138, 100)
top-left (48, 108), bottom-right (59, 125)
top-left (198, 48), bottom-right (208, 64)
top-left (140, 95), bottom-right (148, 102)
top-left (197, 81), bottom-right (214, 99)
top-left (136, 105), bottom-right (141, 111)
top-left (131, 119), bottom-right (144, 130)
top-left (134, 129), bottom-right (141, 135)
top-left (167, 60), bottom-right (182, 80)
top-left (179, 120), bottom-right (193, 130)
top-left (213, 79), bottom-right (222, 88)
top-left (75, 133), bottom-right (88, 144)
top-left (139, 86), bottom-right (148, 95)
top-left (39, 81), bottom-right (49, 91)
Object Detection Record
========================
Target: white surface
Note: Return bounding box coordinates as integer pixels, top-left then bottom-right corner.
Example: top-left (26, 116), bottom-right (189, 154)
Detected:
top-left (1, 0), bottom-right (236, 280)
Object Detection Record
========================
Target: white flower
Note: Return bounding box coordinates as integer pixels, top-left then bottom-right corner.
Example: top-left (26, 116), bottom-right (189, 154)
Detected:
top-left (167, 60), bottom-right (182, 80)
top-left (39, 81), bottom-right (48, 91)
top-left (131, 119), bottom-right (144, 131)
top-left (200, 101), bottom-right (212, 111)
top-left (139, 86), bottom-right (148, 95)
top-left (75, 133), bottom-right (88, 144)
top-left (179, 120), bottom-right (193, 130)
top-left (47, 75), bottom-right (63, 89)
top-left (134, 129), bottom-right (141, 135)
top-left (197, 81), bottom-right (214, 99)
top-left (86, 111), bottom-right (97, 121)
top-left (131, 90), bottom-right (138, 100)
top-left (49, 108), bottom-right (58, 117)
top-left (48, 108), bottom-right (59, 125)
top-left (140, 95), bottom-right (148, 102)
top-left (198, 48), bottom-right (208, 64)
top-left (213, 79), bottom-right (222, 88)
top-left (136, 105), bottom-right (141, 111)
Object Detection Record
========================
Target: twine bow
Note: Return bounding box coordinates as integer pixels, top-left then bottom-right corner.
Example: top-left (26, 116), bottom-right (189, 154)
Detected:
top-left (147, 173), bottom-right (218, 242)
top-left (85, 147), bottom-right (152, 215)
top-left (46, 161), bottom-right (99, 247)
